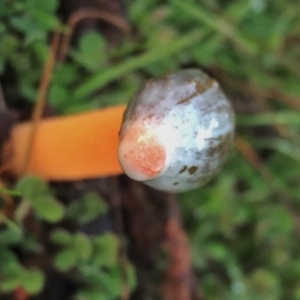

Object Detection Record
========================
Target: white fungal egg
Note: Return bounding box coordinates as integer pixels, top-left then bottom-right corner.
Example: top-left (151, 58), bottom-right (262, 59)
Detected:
top-left (118, 69), bottom-right (235, 192)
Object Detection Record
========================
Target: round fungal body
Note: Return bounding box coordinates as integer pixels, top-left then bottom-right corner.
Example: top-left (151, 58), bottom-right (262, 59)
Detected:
top-left (118, 69), bottom-right (235, 192)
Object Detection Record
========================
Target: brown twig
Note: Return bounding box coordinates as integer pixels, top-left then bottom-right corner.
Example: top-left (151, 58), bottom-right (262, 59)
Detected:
top-left (162, 193), bottom-right (192, 300)
top-left (58, 9), bottom-right (130, 61)
top-left (21, 31), bottom-right (60, 175)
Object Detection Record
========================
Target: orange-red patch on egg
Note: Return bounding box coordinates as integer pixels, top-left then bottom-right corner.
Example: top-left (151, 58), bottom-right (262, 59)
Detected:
top-left (120, 125), bottom-right (166, 178)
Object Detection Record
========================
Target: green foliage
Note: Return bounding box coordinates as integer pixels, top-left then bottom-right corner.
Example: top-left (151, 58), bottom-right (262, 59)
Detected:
top-left (0, 0), bottom-right (60, 104)
top-left (0, 228), bottom-right (23, 246)
top-left (75, 262), bottom-right (136, 300)
top-left (16, 176), bottom-right (64, 223)
top-left (51, 231), bottom-right (93, 270)
top-left (71, 31), bottom-right (107, 71)
top-left (51, 230), bottom-right (136, 299)
top-left (0, 248), bottom-right (44, 295)
top-left (1, 177), bottom-right (134, 299)
top-left (49, 194), bottom-right (136, 299)
top-left (66, 192), bottom-right (108, 224)
top-left (179, 152), bottom-right (300, 299)
top-left (90, 233), bottom-right (119, 267)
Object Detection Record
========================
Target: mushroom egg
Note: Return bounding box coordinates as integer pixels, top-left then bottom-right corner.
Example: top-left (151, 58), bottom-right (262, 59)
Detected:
top-left (118, 69), bottom-right (235, 192)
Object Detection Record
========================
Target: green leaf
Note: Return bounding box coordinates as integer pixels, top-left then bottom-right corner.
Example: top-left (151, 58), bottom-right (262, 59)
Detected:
top-left (66, 192), bottom-right (107, 224)
top-left (32, 195), bottom-right (64, 223)
top-left (0, 249), bottom-right (22, 275)
top-left (72, 31), bottom-right (106, 71)
top-left (91, 233), bottom-right (119, 267)
top-left (74, 233), bottom-right (92, 262)
top-left (20, 269), bottom-right (44, 294)
top-left (79, 31), bottom-right (105, 52)
top-left (0, 276), bottom-right (20, 292)
top-left (126, 263), bottom-right (137, 290)
top-left (205, 242), bottom-right (229, 262)
top-left (98, 266), bottom-right (122, 297)
top-left (49, 84), bottom-right (70, 110)
top-left (29, 7), bottom-right (59, 30)
top-left (0, 228), bottom-right (23, 246)
top-left (50, 229), bottom-right (73, 246)
top-left (0, 187), bottom-right (21, 196)
top-left (16, 176), bottom-right (49, 199)
top-left (26, 0), bottom-right (58, 13)
top-left (22, 234), bottom-right (42, 252)
top-left (52, 63), bottom-right (79, 85)
top-left (0, 213), bottom-right (23, 234)
top-left (10, 16), bottom-right (46, 44)
top-left (54, 248), bottom-right (78, 271)
top-left (0, 34), bottom-right (19, 59)
top-left (15, 176), bottom-right (64, 222)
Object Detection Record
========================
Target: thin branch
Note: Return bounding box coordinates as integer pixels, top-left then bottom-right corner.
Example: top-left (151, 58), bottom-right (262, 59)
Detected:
top-left (21, 31), bottom-right (60, 175)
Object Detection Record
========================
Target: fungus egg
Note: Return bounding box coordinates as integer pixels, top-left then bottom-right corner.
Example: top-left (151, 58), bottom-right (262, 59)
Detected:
top-left (118, 69), bottom-right (235, 192)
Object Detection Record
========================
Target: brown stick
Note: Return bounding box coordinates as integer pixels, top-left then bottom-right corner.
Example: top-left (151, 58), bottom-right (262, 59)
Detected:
top-left (21, 31), bottom-right (60, 175)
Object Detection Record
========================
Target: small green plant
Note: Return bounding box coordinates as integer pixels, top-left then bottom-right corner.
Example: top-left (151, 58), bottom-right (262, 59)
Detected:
top-left (0, 212), bottom-right (44, 295)
top-left (16, 176), bottom-right (65, 223)
top-left (51, 230), bottom-right (136, 300)
top-left (0, 248), bottom-right (44, 295)
top-left (0, 177), bottom-right (136, 299)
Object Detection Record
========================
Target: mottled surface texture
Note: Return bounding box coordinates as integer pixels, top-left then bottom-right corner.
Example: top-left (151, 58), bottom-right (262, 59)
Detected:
top-left (118, 69), bottom-right (235, 192)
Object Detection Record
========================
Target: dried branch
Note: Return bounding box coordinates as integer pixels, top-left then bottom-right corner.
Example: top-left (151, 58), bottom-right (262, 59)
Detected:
top-left (21, 31), bottom-right (60, 175)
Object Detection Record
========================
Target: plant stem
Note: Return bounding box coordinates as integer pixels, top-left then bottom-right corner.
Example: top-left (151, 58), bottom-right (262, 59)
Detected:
top-left (21, 31), bottom-right (60, 175)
